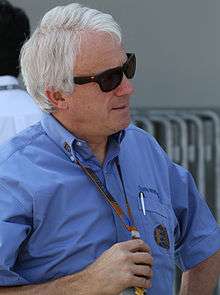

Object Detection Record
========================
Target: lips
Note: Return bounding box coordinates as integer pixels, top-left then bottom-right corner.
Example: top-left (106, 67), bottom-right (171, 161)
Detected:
top-left (112, 105), bottom-right (128, 110)
top-left (112, 107), bottom-right (125, 110)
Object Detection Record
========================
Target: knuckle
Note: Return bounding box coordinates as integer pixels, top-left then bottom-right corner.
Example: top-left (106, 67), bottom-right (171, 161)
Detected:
top-left (148, 255), bottom-right (153, 265)
top-left (134, 239), bottom-right (143, 247)
top-left (141, 240), bottom-right (151, 253)
top-left (138, 239), bottom-right (145, 246)
top-left (145, 279), bottom-right (152, 289)
top-left (146, 245), bottom-right (151, 253)
top-left (146, 280), bottom-right (152, 289)
top-left (137, 277), bottom-right (151, 289)
top-left (144, 253), bottom-right (153, 265)
top-left (143, 278), bottom-right (152, 289)
top-left (146, 267), bottom-right (153, 278)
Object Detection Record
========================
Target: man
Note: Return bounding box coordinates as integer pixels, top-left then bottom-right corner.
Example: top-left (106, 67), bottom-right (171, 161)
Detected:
top-left (0, 3), bottom-right (219, 295)
top-left (0, 0), bottom-right (41, 144)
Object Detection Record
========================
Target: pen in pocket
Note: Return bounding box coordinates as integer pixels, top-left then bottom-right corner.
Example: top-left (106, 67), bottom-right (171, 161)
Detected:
top-left (139, 192), bottom-right (146, 215)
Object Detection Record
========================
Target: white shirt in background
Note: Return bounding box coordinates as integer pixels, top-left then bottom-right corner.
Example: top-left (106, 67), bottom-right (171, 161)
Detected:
top-left (0, 75), bottom-right (42, 144)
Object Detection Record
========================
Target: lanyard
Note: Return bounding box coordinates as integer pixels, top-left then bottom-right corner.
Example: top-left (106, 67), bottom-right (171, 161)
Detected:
top-left (0, 84), bottom-right (21, 91)
top-left (75, 158), bottom-right (139, 237)
top-left (75, 158), bottom-right (146, 295)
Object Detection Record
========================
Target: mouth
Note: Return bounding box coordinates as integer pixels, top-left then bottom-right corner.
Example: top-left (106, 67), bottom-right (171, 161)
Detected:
top-left (112, 105), bottom-right (129, 110)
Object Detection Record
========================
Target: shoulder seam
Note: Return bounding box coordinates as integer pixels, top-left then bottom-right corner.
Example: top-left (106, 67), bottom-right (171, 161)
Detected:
top-left (0, 128), bottom-right (45, 166)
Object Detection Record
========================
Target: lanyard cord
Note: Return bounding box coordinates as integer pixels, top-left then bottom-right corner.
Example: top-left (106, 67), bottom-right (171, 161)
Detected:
top-left (75, 158), bottom-right (146, 295)
top-left (75, 158), bottom-right (139, 235)
top-left (108, 159), bottom-right (146, 295)
top-left (115, 158), bottom-right (136, 229)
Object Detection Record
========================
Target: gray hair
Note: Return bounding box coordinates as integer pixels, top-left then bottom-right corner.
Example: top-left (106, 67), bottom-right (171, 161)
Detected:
top-left (20, 3), bottom-right (122, 112)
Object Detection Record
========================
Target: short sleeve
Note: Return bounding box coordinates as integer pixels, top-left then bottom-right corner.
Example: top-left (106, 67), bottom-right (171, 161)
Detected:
top-left (170, 163), bottom-right (220, 271)
top-left (0, 184), bottom-right (31, 285)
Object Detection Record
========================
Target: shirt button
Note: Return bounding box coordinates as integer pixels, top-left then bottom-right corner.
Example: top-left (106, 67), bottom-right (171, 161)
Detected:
top-left (70, 155), bottom-right (75, 162)
top-left (76, 141), bottom-right (82, 147)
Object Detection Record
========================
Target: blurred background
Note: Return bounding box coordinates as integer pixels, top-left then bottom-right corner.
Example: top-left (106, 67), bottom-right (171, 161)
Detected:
top-left (10, 0), bottom-right (219, 109)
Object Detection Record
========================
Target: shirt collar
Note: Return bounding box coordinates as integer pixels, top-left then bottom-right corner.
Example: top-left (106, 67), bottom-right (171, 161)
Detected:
top-left (41, 112), bottom-right (126, 163)
top-left (0, 75), bottom-right (18, 86)
top-left (41, 112), bottom-right (77, 161)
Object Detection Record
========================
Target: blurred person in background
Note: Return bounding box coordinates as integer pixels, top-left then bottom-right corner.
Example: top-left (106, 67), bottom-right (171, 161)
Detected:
top-left (0, 0), bottom-right (41, 144)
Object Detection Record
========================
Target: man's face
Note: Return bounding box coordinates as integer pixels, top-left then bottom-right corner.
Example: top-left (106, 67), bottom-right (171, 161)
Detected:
top-left (62, 31), bottom-right (134, 139)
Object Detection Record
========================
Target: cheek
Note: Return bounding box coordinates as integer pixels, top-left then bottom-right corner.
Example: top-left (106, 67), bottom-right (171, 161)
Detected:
top-left (70, 84), bottom-right (115, 120)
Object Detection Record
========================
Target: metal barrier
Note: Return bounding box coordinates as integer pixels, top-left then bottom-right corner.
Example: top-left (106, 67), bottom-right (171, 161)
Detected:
top-left (131, 108), bottom-right (220, 295)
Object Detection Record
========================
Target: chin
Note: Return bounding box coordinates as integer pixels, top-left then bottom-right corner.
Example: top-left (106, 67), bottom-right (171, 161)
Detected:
top-left (122, 118), bottom-right (131, 129)
top-left (112, 118), bottom-right (131, 133)
top-left (122, 113), bottom-right (131, 127)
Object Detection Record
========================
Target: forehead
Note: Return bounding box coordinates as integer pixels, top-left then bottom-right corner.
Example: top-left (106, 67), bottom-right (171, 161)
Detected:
top-left (74, 31), bottom-right (126, 75)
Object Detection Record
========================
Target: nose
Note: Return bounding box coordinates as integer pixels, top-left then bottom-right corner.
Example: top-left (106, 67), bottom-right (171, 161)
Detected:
top-left (114, 75), bottom-right (134, 97)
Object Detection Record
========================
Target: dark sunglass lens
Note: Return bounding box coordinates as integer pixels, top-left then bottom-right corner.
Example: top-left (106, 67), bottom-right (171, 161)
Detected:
top-left (100, 69), bottom-right (123, 92)
top-left (124, 54), bottom-right (136, 79)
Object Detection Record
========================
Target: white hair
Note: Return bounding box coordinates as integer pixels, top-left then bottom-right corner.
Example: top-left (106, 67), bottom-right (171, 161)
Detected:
top-left (20, 3), bottom-right (122, 112)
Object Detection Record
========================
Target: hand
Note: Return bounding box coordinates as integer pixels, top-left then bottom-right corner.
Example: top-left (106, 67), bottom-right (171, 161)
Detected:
top-left (85, 239), bottom-right (153, 295)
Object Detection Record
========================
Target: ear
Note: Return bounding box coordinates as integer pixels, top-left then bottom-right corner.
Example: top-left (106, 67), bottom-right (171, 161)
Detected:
top-left (45, 88), bottom-right (69, 110)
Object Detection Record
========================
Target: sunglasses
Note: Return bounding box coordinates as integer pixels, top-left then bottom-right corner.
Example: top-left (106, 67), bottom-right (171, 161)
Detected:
top-left (74, 53), bottom-right (136, 92)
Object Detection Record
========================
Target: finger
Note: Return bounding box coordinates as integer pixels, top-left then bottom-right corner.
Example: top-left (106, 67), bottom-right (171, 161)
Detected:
top-left (132, 275), bottom-right (152, 289)
top-left (130, 239), bottom-right (151, 254)
top-left (132, 265), bottom-right (153, 279)
top-left (132, 252), bottom-right (153, 266)
top-left (118, 239), bottom-right (151, 253)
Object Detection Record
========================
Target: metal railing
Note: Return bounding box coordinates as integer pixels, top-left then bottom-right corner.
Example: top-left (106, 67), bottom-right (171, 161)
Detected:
top-left (131, 108), bottom-right (220, 295)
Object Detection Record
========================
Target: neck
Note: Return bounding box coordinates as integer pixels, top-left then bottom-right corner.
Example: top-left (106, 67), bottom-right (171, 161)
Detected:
top-left (88, 137), bottom-right (108, 164)
top-left (72, 130), bottom-right (108, 164)
top-left (53, 113), bottom-right (108, 164)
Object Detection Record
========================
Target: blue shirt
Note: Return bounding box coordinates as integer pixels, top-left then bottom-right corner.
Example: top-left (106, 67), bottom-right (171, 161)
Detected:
top-left (0, 112), bottom-right (219, 294)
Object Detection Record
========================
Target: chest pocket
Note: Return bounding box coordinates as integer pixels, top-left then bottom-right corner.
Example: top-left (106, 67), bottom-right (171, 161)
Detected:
top-left (137, 195), bottom-right (174, 256)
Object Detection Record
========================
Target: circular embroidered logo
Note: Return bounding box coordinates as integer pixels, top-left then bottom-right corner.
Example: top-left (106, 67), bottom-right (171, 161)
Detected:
top-left (154, 224), bottom-right (170, 249)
